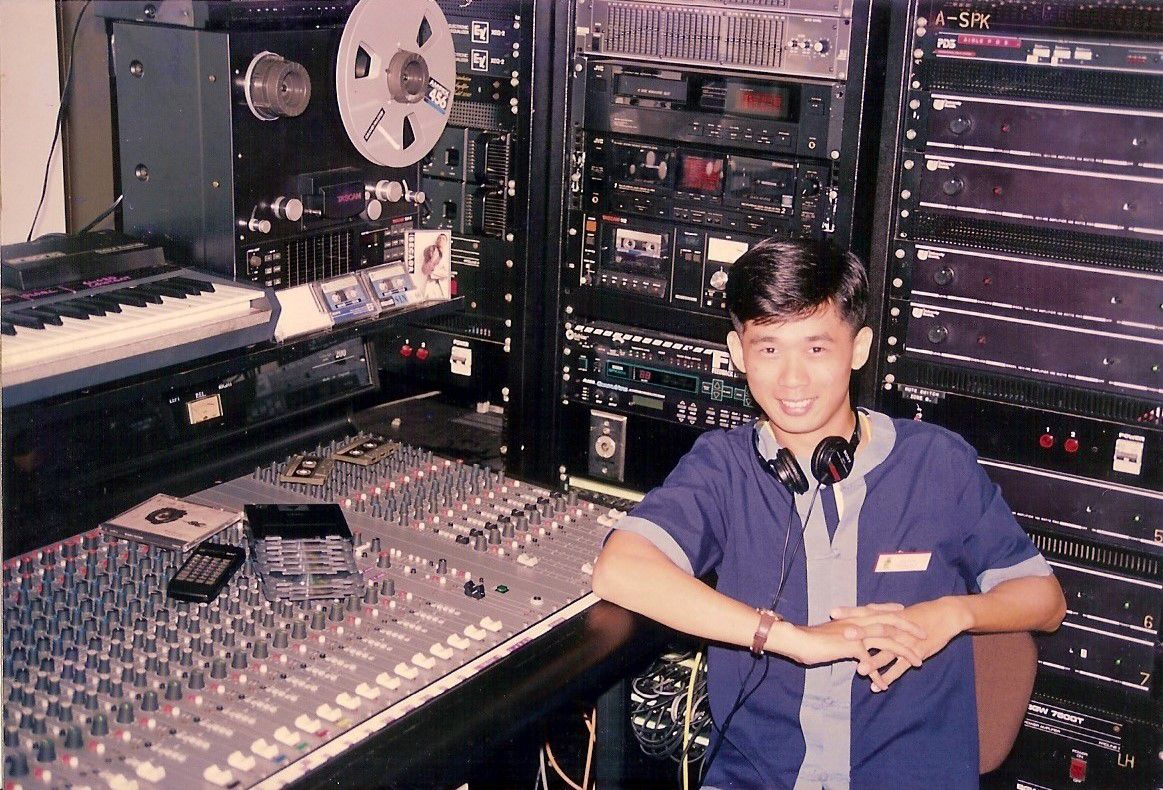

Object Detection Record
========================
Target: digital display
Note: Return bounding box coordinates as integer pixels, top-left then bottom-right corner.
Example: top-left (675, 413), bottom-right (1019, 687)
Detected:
top-left (678, 154), bottom-right (725, 195)
top-left (630, 394), bottom-right (665, 411)
top-left (725, 83), bottom-right (791, 120)
top-left (634, 367), bottom-right (698, 393)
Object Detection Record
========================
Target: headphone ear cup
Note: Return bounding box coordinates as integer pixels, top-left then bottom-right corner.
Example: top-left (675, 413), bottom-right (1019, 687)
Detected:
top-left (771, 449), bottom-right (809, 496)
top-left (811, 435), bottom-right (856, 486)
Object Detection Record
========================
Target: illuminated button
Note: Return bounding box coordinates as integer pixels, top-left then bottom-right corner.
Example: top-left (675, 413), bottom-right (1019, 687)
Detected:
top-left (202, 765), bottom-right (235, 786)
top-left (294, 714), bottom-right (321, 733)
top-left (1063, 438), bottom-right (1080, 454)
top-left (1038, 433), bottom-right (1055, 449)
top-left (227, 750), bottom-right (256, 771)
top-left (416, 347), bottom-right (430, 361)
top-left (400, 344), bottom-right (414, 358)
top-left (251, 738), bottom-right (279, 759)
top-left (273, 726), bottom-right (300, 746)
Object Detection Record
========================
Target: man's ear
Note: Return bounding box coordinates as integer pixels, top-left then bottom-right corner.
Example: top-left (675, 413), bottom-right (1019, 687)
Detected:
top-left (727, 329), bottom-right (747, 374)
top-left (851, 326), bottom-right (873, 371)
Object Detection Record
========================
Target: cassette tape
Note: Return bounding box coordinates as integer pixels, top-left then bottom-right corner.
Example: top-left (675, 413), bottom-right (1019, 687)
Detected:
top-left (279, 454), bottom-right (336, 485)
top-left (333, 436), bottom-right (401, 466)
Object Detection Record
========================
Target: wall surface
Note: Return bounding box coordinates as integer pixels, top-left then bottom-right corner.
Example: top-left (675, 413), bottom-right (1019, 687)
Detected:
top-left (1, 0), bottom-right (66, 245)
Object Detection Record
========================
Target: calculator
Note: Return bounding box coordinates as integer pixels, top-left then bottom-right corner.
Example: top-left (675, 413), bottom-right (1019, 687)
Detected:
top-left (166, 543), bottom-right (245, 603)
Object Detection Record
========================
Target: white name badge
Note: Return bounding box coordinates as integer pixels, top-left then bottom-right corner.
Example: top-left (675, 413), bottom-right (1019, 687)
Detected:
top-left (875, 552), bottom-right (932, 573)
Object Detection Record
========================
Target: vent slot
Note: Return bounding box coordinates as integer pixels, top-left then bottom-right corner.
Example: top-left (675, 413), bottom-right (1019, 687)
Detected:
top-left (920, 59), bottom-right (1163, 110)
top-left (908, 213), bottom-right (1163, 274)
top-left (899, 359), bottom-right (1163, 429)
top-left (1028, 529), bottom-right (1162, 580)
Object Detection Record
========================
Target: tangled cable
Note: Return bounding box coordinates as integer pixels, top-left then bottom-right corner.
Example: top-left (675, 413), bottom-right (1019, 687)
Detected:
top-left (629, 649), bottom-right (711, 785)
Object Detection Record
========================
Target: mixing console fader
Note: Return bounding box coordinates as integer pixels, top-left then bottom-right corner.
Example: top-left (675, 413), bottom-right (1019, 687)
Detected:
top-left (1, 440), bottom-right (620, 788)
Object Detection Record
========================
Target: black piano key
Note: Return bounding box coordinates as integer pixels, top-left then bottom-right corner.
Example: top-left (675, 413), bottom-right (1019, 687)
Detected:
top-left (1, 321), bottom-right (15, 336)
top-left (48, 302), bottom-right (92, 320)
top-left (86, 295), bottom-right (123, 313)
top-left (68, 298), bottom-right (108, 317)
top-left (7, 311), bottom-right (46, 330)
top-left (107, 289), bottom-right (151, 308)
top-left (146, 282), bottom-right (189, 299)
top-left (21, 307), bottom-right (64, 326)
top-left (127, 285), bottom-right (166, 304)
top-left (170, 276), bottom-right (216, 294)
top-left (159, 278), bottom-right (201, 296)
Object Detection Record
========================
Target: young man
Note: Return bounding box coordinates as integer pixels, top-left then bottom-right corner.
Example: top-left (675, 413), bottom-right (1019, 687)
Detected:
top-left (592, 238), bottom-right (1065, 788)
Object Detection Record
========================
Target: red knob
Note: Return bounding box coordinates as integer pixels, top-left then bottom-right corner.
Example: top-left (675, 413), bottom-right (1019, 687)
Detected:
top-left (400, 344), bottom-right (413, 358)
top-left (1063, 437), bottom-right (1080, 454)
top-left (1038, 433), bottom-right (1054, 449)
top-left (416, 346), bottom-right (430, 361)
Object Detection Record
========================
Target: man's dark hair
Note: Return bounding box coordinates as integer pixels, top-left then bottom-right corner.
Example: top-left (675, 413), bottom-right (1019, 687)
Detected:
top-left (724, 237), bottom-right (868, 333)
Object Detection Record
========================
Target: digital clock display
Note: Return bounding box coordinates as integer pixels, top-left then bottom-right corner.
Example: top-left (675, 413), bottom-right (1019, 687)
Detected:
top-left (725, 84), bottom-right (790, 120)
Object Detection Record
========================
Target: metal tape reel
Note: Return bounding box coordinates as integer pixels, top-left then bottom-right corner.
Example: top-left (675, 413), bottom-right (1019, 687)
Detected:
top-left (335, 0), bottom-right (455, 167)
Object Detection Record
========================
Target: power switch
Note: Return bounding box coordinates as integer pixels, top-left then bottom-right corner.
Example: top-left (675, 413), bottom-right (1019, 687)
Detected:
top-left (1068, 754), bottom-right (1087, 783)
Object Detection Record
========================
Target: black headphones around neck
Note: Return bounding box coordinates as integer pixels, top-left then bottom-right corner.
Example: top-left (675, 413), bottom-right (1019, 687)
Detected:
top-left (755, 412), bottom-right (862, 495)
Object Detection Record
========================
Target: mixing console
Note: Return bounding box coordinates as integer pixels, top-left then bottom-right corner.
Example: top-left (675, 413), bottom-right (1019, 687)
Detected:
top-left (2, 440), bottom-right (621, 788)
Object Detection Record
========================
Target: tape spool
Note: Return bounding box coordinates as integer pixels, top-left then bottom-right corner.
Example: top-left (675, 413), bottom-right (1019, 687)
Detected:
top-left (335, 0), bottom-right (455, 167)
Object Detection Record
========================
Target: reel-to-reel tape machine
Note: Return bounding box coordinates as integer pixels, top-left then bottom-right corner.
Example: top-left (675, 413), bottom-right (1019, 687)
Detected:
top-left (101, 0), bottom-right (456, 289)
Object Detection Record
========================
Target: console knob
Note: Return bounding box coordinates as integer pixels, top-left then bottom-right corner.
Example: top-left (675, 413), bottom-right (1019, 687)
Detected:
top-left (363, 199), bottom-right (383, 221)
top-left (941, 177), bottom-right (964, 196)
top-left (246, 217), bottom-right (272, 234)
top-left (948, 115), bottom-right (973, 135)
top-left (933, 267), bottom-right (954, 286)
top-left (709, 269), bottom-right (729, 291)
top-left (272, 196), bottom-right (304, 222)
top-left (372, 180), bottom-right (405, 203)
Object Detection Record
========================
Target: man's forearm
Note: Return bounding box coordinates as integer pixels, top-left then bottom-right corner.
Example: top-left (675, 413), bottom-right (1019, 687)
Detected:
top-left (954, 574), bottom-right (1067, 634)
top-left (592, 530), bottom-right (769, 650)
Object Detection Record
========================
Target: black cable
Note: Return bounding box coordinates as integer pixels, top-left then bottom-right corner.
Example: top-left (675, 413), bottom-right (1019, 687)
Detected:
top-left (27, 0), bottom-right (94, 243)
top-left (699, 483), bottom-right (823, 778)
top-left (76, 194), bottom-right (124, 235)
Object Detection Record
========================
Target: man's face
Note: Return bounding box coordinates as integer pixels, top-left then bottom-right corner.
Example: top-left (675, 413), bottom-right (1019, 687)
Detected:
top-left (727, 303), bottom-right (872, 458)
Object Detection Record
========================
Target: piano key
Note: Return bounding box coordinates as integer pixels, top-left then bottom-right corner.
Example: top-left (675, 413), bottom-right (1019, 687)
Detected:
top-left (106, 289), bottom-right (150, 308)
top-left (46, 302), bottom-right (92, 320)
top-left (26, 307), bottom-right (68, 326)
top-left (127, 285), bottom-right (165, 304)
top-left (158, 278), bottom-right (203, 296)
top-left (146, 281), bottom-right (190, 299)
top-left (170, 276), bottom-right (216, 294)
top-left (85, 295), bottom-right (124, 313)
top-left (64, 298), bottom-right (108, 317)
top-left (1, 322), bottom-right (15, 336)
top-left (5, 311), bottom-right (46, 330)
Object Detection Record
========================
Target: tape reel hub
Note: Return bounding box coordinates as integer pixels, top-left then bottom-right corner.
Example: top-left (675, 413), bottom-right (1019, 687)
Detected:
top-left (387, 50), bottom-right (430, 104)
top-left (245, 52), bottom-right (312, 121)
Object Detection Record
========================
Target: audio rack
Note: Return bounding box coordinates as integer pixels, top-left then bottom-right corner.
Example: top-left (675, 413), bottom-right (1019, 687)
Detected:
top-left (869, 3), bottom-right (1163, 786)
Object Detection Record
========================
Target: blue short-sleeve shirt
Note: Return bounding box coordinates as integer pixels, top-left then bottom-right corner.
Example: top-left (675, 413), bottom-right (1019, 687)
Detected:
top-left (614, 410), bottom-right (1052, 789)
